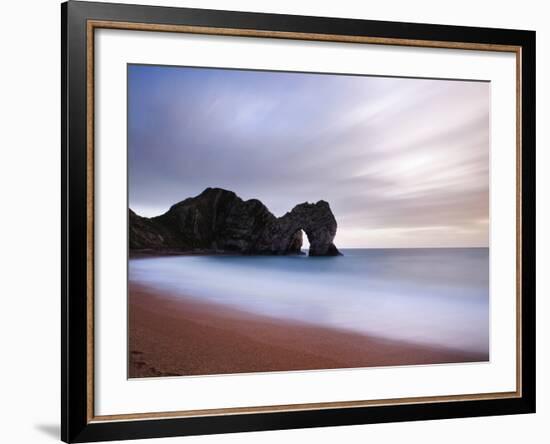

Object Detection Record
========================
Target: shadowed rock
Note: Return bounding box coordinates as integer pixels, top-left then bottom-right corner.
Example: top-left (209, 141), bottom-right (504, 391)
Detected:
top-left (255, 201), bottom-right (340, 256)
top-left (129, 188), bottom-right (341, 256)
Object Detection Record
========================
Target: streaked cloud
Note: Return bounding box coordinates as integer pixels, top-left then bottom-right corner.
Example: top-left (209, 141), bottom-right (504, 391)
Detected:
top-left (128, 65), bottom-right (489, 248)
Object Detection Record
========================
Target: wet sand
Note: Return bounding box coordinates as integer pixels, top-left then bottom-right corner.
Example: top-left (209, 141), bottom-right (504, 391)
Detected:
top-left (128, 283), bottom-right (488, 378)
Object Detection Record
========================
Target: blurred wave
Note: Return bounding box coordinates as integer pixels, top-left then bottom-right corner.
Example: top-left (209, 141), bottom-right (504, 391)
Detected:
top-left (129, 248), bottom-right (489, 353)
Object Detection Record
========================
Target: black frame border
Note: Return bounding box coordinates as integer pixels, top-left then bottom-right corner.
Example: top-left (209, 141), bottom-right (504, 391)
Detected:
top-left (62, 1), bottom-right (536, 442)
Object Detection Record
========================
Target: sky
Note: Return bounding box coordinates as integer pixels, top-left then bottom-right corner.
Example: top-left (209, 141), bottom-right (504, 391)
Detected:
top-left (128, 64), bottom-right (490, 248)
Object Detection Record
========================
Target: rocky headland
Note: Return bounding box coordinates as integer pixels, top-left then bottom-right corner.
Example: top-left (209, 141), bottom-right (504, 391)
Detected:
top-left (129, 188), bottom-right (341, 256)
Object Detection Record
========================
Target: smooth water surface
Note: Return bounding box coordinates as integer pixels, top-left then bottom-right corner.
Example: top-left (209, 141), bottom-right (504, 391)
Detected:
top-left (129, 248), bottom-right (489, 353)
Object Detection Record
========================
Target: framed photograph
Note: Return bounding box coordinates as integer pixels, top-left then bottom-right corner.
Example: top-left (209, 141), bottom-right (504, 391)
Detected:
top-left (61, 1), bottom-right (536, 442)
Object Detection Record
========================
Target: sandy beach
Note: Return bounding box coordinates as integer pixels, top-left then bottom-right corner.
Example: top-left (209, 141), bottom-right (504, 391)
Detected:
top-left (128, 283), bottom-right (488, 378)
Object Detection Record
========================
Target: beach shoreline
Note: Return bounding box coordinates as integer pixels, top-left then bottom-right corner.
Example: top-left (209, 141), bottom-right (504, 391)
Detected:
top-left (128, 282), bottom-right (488, 378)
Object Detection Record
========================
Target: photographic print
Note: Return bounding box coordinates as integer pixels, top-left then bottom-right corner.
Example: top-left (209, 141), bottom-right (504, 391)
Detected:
top-left (127, 64), bottom-right (490, 378)
top-left (63, 5), bottom-right (535, 440)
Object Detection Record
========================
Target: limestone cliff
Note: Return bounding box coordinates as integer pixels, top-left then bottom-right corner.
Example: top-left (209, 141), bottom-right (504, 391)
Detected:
top-left (129, 188), bottom-right (341, 256)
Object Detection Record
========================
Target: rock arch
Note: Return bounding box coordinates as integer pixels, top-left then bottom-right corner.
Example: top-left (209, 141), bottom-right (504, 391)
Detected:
top-left (262, 201), bottom-right (342, 256)
top-left (129, 188), bottom-right (342, 256)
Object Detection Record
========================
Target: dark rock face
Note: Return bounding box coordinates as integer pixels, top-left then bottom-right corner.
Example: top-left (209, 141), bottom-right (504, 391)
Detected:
top-left (129, 188), bottom-right (341, 256)
top-left (254, 201), bottom-right (340, 256)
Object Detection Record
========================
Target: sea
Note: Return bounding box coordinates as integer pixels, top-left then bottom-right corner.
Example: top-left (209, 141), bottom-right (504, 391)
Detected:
top-left (129, 248), bottom-right (489, 354)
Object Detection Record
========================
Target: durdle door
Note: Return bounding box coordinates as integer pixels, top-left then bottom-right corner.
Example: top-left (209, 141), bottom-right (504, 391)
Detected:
top-left (129, 187), bottom-right (341, 256)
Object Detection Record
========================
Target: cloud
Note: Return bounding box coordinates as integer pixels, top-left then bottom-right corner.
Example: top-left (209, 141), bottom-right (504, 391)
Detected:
top-left (128, 65), bottom-right (490, 248)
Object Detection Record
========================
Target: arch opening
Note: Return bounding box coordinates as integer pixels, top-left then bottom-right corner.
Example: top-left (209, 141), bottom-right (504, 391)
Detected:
top-left (287, 228), bottom-right (312, 255)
